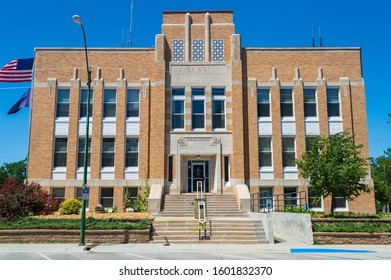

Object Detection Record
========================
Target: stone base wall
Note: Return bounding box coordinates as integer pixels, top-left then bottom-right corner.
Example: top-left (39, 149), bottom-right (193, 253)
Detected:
top-left (314, 232), bottom-right (391, 245)
top-left (0, 229), bottom-right (150, 244)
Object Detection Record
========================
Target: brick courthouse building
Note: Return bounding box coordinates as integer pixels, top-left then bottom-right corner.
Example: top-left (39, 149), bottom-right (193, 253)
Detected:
top-left (27, 11), bottom-right (375, 214)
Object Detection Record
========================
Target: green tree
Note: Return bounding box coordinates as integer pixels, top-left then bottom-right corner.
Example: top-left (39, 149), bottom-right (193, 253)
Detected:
top-left (296, 131), bottom-right (370, 214)
top-left (370, 149), bottom-right (391, 213)
top-left (0, 158), bottom-right (27, 184)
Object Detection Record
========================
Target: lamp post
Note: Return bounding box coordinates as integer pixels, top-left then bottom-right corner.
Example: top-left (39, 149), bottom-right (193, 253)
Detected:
top-left (73, 15), bottom-right (91, 246)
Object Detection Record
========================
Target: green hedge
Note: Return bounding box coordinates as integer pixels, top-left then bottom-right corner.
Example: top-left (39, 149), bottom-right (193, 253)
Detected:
top-left (313, 222), bottom-right (391, 233)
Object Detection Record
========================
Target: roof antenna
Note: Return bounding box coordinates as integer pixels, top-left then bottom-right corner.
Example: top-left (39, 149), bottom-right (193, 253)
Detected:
top-left (311, 24), bottom-right (315, 47)
top-left (319, 24), bottom-right (323, 47)
top-left (129, 0), bottom-right (134, 47)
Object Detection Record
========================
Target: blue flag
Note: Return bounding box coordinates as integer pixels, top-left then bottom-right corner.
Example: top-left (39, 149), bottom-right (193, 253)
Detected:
top-left (8, 88), bottom-right (31, 115)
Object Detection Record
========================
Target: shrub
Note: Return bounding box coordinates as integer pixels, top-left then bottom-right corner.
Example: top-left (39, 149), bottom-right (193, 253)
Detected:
top-left (0, 178), bottom-right (56, 221)
top-left (59, 199), bottom-right (82, 215)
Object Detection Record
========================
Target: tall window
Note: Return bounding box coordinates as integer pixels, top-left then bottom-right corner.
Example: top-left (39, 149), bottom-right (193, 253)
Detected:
top-left (77, 137), bottom-right (91, 168)
top-left (168, 156), bottom-right (173, 183)
top-left (303, 88), bottom-right (317, 117)
top-left (103, 89), bottom-right (116, 118)
top-left (280, 88), bottom-right (293, 117)
top-left (224, 156), bottom-right (230, 183)
top-left (171, 88), bottom-right (185, 129)
top-left (192, 39), bottom-right (204, 62)
top-left (125, 138), bottom-right (139, 168)
top-left (258, 137), bottom-right (272, 167)
top-left (79, 88), bottom-right (93, 118)
top-left (56, 89), bottom-right (70, 118)
top-left (192, 88), bottom-right (205, 129)
top-left (101, 138), bottom-right (115, 167)
top-left (327, 88), bottom-right (340, 117)
top-left (257, 88), bottom-right (270, 118)
top-left (282, 137), bottom-right (295, 167)
top-left (212, 88), bottom-right (225, 129)
top-left (172, 39), bottom-right (184, 62)
top-left (53, 138), bottom-right (67, 167)
top-left (100, 187), bottom-right (114, 208)
top-left (127, 89), bottom-right (139, 118)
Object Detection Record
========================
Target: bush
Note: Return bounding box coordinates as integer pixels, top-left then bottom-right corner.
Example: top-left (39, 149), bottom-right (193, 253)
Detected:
top-left (59, 199), bottom-right (82, 215)
top-left (0, 178), bottom-right (57, 221)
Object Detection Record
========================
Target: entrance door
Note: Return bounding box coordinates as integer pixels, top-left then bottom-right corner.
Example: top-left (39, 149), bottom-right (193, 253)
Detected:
top-left (187, 160), bottom-right (210, 193)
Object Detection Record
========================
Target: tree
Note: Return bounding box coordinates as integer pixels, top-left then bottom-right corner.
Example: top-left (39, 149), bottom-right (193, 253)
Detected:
top-left (296, 131), bottom-right (370, 214)
top-left (370, 149), bottom-right (391, 213)
top-left (0, 158), bottom-right (27, 184)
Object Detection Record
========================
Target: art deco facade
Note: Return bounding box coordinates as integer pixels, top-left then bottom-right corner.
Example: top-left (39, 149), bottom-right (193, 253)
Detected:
top-left (27, 11), bottom-right (375, 213)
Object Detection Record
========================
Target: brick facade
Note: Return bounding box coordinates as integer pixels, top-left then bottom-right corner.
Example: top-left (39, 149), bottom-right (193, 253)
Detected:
top-left (27, 11), bottom-right (375, 214)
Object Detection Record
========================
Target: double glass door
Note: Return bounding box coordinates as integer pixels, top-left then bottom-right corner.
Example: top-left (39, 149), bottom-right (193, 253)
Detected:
top-left (187, 160), bottom-right (209, 193)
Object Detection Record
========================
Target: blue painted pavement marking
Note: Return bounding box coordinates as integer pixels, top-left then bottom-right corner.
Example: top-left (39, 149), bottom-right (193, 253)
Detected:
top-left (290, 248), bottom-right (377, 254)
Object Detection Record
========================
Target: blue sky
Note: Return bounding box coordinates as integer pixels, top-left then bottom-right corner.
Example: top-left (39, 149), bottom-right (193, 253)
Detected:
top-left (0, 0), bottom-right (390, 165)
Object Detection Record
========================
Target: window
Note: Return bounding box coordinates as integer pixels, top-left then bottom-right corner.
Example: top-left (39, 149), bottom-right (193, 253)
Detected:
top-left (333, 193), bottom-right (347, 210)
top-left (102, 138), bottom-right (115, 167)
top-left (257, 88), bottom-right (270, 118)
top-left (56, 89), bottom-right (70, 118)
top-left (52, 188), bottom-right (65, 203)
top-left (308, 188), bottom-right (322, 209)
top-left (172, 39), bottom-right (184, 62)
top-left (224, 156), bottom-right (230, 183)
top-left (192, 39), bottom-right (204, 62)
top-left (282, 137), bottom-right (295, 167)
top-left (76, 187), bottom-right (89, 208)
top-left (192, 88), bottom-right (205, 129)
top-left (168, 156), bottom-right (173, 182)
top-left (284, 187), bottom-right (297, 207)
top-left (305, 136), bottom-right (316, 152)
top-left (127, 89), bottom-right (139, 118)
top-left (54, 138), bottom-right (67, 167)
top-left (77, 138), bottom-right (91, 168)
top-left (259, 137), bottom-right (272, 167)
top-left (124, 187), bottom-right (138, 208)
top-left (100, 187), bottom-right (114, 208)
top-left (212, 39), bottom-right (224, 62)
top-left (212, 88), bottom-right (225, 129)
top-left (79, 88), bottom-right (93, 118)
top-left (103, 89), bottom-right (116, 118)
top-left (125, 138), bottom-right (138, 167)
top-left (327, 88), bottom-right (340, 117)
top-left (259, 187), bottom-right (273, 212)
top-left (280, 88), bottom-right (293, 117)
top-left (303, 88), bottom-right (317, 117)
top-left (171, 88), bottom-right (185, 129)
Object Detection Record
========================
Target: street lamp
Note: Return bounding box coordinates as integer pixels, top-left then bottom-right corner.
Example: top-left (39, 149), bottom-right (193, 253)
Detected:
top-left (73, 14), bottom-right (91, 246)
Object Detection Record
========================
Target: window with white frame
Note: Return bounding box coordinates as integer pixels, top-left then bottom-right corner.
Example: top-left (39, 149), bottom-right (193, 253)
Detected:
top-left (212, 88), bottom-right (225, 129)
top-left (172, 39), bottom-right (184, 62)
top-left (171, 88), bottom-right (185, 130)
top-left (327, 88), bottom-right (340, 117)
top-left (101, 138), bottom-right (115, 167)
top-left (258, 137), bottom-right (272, 167)
top-left (77, 137), bottom-right (91, 168)
top-left (53, 138), bottom-right (67, 168)
top-left (257, 88), bottom-right (270, 118)
top-left (56, 89), bottom-right (70, 118)
top-left (282, 137), bottom-right (296, 167)
top-left (192, 88), bottom-right (205, 129)
top-left (79, 88), bottom-right (93, 118)
top-left (259, 187), bottom-right (274, 212)
top-left (192, 39), bottom-right (204, 62)
top-left (212, 39), bottom-right (224, 62)
top-left (280, 88), bottom-right (293, 117)
top-left (127, 88), bottom-right (139, 118)
top-left (303, 88), bottom-right (317, 117)
top-left (100, 187), bottom-right (114, 208)
top-left (103, 89), bottom-right (116, 118)
top-left (125, 138), bottom-right (138, 168)
top-left (51, 188), bottom-right (65, 203)
top-left (333, 193), bottom-right (348, 210)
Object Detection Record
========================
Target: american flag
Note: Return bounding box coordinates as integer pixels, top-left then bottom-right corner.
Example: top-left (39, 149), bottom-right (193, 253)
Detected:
top-left (0, 58), bottom-right (34, 82)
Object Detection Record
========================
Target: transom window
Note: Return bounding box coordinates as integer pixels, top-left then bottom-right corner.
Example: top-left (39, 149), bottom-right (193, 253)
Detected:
top-left (257, 88), bottom-right (270, 118)
top-left (303, 88), bottom-right (317, 117)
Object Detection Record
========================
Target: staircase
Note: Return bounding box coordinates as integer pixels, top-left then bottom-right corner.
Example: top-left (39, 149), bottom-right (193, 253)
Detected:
top-left (151, 194), bottom-right (268, 244)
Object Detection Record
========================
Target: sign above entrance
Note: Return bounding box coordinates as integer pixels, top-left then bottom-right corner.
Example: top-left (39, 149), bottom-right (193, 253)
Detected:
top-left (170, 64), bottom-right (231, 89)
